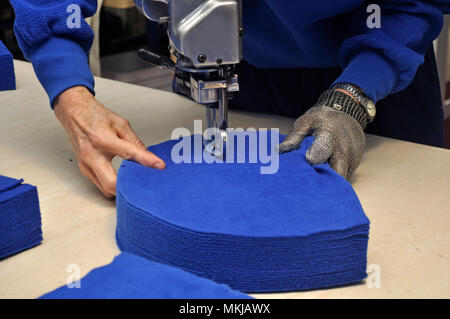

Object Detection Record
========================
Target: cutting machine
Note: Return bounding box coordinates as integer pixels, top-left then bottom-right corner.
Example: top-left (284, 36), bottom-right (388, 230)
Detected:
top-left (135, 0), bottom-right (243, 156)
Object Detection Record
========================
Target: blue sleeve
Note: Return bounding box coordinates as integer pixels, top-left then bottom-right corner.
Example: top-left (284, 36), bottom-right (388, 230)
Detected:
top-left (333, 0), bottom-right (450, 102)
top-left (9, 0), bottom-right (98, 107)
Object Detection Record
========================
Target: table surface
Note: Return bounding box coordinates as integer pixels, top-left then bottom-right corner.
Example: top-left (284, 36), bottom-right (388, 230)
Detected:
top-left (0, 61), bottom-right (449, 299)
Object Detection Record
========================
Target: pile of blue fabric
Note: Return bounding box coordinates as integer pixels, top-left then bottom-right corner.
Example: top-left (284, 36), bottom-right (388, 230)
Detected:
top-left (40, 252), bottom-right (251, 299)
top-left (0, 175), bottom-right (42, 259)
top-left (0, 41), bottom-right (16, 91)
top-left (116, 131), bottom-right (370, 292)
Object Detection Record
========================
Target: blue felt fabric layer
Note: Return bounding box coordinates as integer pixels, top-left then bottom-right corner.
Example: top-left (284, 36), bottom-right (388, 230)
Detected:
top-left (0, 41), bottom-right (16, 91)
top-left (0, 175), bottom-right (42, 259)
top-left (116, 132), bottom-right (370, 292)
top-left (40, 252), bottom-right (251, 299)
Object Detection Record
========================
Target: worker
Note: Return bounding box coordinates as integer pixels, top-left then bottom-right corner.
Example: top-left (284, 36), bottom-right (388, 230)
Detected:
top-left (9, 0), bottom-right (450, 197)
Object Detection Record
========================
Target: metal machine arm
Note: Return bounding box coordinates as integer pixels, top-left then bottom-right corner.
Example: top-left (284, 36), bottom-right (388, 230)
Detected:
top-left (135, 0), bottom-right (243, 156)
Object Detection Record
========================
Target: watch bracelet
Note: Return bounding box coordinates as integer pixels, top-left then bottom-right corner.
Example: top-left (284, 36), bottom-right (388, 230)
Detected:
top-left (335, 84), bottom-right (363, 103)
top-left (316, 90), bottom-right (369, 129)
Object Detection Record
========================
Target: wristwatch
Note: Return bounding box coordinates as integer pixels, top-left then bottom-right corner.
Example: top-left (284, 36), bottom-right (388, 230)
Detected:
top-left (332, 83), bottom-right (376, 122)
top-left (316, 83), bottom-right (376, 129)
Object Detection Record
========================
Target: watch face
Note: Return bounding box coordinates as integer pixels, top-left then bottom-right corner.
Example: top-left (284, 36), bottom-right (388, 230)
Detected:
top-left (366, 101), bottom-right (376, 118)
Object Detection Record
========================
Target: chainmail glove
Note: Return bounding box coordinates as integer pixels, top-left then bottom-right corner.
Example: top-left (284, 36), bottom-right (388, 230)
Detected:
top-left (277, 105), bottom-right (366, 181)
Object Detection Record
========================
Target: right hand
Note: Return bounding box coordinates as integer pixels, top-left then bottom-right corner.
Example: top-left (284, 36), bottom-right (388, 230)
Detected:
top-left (54, 86), bottom-right (165, 198)
top-left (277, 105), bottom-right (366, 181)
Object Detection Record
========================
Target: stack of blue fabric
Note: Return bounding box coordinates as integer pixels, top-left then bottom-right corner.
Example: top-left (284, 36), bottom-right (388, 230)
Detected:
top-left (40, 252), bottom-right (251, 299)
top-left (116, 131), bottom-right (370, 292)
top-left (0, 175), bottom-right (42, 259)
top-left (0, 41), bottom-right (16, 91)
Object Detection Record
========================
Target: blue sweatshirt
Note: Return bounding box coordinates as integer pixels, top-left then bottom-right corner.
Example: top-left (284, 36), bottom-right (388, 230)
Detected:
top-left (9, 0), bottom-right (450, 106)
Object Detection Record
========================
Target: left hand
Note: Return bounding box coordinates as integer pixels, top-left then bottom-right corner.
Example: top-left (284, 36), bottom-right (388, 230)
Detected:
top-left (277, 105), bottom-right (366, 181)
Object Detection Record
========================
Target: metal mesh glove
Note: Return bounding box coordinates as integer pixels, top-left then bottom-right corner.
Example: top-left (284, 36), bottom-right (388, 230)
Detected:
top-left (277, 105), bottom-right (366, 181)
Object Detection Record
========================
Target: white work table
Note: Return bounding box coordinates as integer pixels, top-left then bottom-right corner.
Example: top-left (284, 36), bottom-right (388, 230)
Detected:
top-left (0, 61), bottom-right (449, 299)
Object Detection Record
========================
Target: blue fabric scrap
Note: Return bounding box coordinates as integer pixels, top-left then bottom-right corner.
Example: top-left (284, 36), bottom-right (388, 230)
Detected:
top-left (0, 174), bottom-right (42, 259)
top-left (0, 41), bottom-right (16, 91)
top-left (40, 252), bottom-right (251, 299)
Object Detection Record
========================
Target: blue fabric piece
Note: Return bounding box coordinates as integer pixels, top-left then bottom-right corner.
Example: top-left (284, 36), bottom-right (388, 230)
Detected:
top-left (0, 40), bottom-right (16, 91)
top-left (116, 132), bottom-right (370, 292)
top-left (0, 175), bottom-right (42, 260)
top-left (40, 252), bottom-right (251, 299)
top-left (11, 1), bottom-right (450, 105)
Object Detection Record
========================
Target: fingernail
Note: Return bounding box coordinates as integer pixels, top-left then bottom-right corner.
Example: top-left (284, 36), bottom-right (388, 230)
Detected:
top-left (155, 161), bottom-right (166, 170)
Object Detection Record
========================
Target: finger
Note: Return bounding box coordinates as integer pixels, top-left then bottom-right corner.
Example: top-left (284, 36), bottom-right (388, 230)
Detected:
top-left (91, 130), bottom-right (166, 170)
top-left (79, 160), bottom-right (102, 191)
top-left (119, 129), bottom-right (145, 148)
top-left (89, 157), bottom-right (118, 197)
top-left (329, 155), bottom-right (350, 180)
top-left (79, 160), bottom-right (114, 198)
top-left (346, 166), bottom-right (357, 182)
top-left (276, 118), bottom-right (311, 154)
top-left (113, 118), bottom-right (146, 148)
top-left (107, 137), bottom-right (166, 170)
top-left (305, 132), bottom-right (334, 165)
